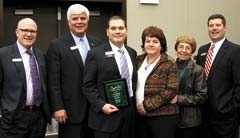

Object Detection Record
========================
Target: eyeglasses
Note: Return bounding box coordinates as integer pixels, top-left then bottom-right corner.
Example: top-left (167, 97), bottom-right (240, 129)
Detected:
top-left (18, 29), bottom-right (37, 34)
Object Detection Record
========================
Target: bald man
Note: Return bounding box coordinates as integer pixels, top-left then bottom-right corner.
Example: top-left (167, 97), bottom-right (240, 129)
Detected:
top-left (0, 18), bottom-right (51, 138)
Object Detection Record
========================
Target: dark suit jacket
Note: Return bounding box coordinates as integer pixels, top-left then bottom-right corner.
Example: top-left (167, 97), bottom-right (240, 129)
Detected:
top-left (83, 42), bottom-right (137, 132)
top-left (0, 44), bottom-right (51, 123)
top-left (47, 33), bottom-right (102, 123)
top-left (196, 39), bottom-right (240, 116)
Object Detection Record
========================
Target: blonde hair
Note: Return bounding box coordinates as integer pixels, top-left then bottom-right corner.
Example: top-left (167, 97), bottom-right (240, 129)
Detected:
top-left (174, 35), bottom-right (197, 54)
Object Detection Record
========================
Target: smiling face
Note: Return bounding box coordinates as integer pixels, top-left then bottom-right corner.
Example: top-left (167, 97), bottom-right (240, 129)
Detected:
top-left (68, 12), bottom-right (88, 37)
top-left (208, 18), bottom-right (226, 43)
top-left (176, 42), bottom-right (192, 61)
top-left (174, 35), bottom-right (196, 61)
top-left (106, 18), bottom-right (127, 48)
top-left (144, 36), bottom-right (161, 57)
top-left (16, 18), bottom-right (37, 49)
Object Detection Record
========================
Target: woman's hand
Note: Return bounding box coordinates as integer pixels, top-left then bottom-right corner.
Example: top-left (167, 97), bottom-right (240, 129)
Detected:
top-left (170, 95), bottom-right (178, 104)
top-left (137, 104), bottom-right (147, 116)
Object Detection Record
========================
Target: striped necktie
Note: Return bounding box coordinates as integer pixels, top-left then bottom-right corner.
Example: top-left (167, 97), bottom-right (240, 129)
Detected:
top-left (26, 49), bottom-right (42, 106)
top-left (204, 44), bottom-right (215, 79)
top-left (118, 48), bottom-right (131, 96)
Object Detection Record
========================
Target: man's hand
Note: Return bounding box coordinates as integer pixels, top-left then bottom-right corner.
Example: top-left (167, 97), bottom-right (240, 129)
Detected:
top-left (53, 109), bottom-right (68, 124)
top-left (102, 104), bottom-right (119, 115)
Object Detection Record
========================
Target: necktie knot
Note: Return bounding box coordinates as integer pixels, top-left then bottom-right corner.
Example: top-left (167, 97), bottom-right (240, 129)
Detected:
top-left (210, 43), bottom-right (215, 49)
top-left (79, 38), bottom-right (83, 43)
top-left (118, 48), bottom-right (124, 54)
top-left (26, 49), bottom-right (34, 56)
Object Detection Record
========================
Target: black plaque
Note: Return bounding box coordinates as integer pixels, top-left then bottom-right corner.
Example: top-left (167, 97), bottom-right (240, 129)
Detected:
top-left (104, 79), bottom-right (130, 108)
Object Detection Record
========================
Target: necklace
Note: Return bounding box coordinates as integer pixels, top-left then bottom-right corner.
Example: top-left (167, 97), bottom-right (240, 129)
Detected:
top-left (145, 55), bottom-right (160, 70)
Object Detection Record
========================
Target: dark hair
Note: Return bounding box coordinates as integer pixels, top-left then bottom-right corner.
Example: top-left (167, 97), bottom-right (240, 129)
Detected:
top-left (107, 16), bottom-right (126, 29)
top-left (208, 14), bottom-right (226, 26)
top-left (174, 35), bottom-right (197, 54)
top-left (141, 26), bottom-right (167, 53)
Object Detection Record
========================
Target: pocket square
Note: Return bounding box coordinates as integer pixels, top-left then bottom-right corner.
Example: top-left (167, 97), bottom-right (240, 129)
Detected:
top-left (201, 53), bottom-right (207, 56)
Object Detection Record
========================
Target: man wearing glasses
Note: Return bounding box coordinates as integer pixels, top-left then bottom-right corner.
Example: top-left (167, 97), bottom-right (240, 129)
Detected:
top-left (0, 18), bottom-right (51, 138)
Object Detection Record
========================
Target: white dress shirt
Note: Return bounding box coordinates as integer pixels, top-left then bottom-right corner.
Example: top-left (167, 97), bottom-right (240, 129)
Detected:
top-left (109, 41), bottom-right (134, 97)
top-left (17, 41), bottom-right (39, 105)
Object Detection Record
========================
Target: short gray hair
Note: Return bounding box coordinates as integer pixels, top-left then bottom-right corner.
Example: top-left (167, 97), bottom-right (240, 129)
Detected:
top-left (67, 4), bottom-right (89, 21)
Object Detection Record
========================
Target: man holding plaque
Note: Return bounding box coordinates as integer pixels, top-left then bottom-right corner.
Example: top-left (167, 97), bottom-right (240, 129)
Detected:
top-left (83, 16), bottom-right (137, 138)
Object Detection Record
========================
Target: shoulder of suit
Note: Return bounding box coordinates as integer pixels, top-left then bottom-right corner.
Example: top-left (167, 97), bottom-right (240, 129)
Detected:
top-left (225, 40), bottom-right (240, 47)
top-left (197, 43), bottom-right (210, 51)
top-left (86, 35), bottom-right (102, 44)
top-left (89, 43), bottom-right (105, 52)
top-left (0, 44), bottom-right (15, 52)
top-left (33, 47), bottom-right (43, 52)
top-left (0, 44), bottom-right (18, 59)
top-left (48, 33), bottom-right (75, 48)
top-left (125, 45), bottom-right (136, 52)
top-left (33, 47), bottom-right (45, 56)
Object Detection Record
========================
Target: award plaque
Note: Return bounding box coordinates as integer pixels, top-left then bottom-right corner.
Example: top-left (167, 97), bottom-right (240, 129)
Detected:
top-left (104, 79), bottom-right (130, 108)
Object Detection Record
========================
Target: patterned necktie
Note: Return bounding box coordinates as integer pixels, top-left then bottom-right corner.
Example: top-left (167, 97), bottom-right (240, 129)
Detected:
top-left (118, 48), bottom-right (131, 96)
top-left (204, 44), bottom-right (215, 79)
top-left (26, 49), bottom-right (42, 106)
top-left (79, 38), bottom-right (88, 64)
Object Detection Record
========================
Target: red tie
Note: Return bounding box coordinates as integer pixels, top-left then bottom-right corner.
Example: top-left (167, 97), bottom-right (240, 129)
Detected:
top-left (204, 44), bottom-right (215, 79)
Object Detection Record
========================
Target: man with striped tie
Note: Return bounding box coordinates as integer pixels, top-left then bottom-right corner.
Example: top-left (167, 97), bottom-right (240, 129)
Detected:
top-left (83, 16), bottom-right (137, 138)
top-left (196, 14), bottom-right (240, 138)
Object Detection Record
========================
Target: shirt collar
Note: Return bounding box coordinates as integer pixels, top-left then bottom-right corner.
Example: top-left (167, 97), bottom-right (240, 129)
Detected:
top-left (211, 37), bottom-right (225, 48)
top-left (109, 41), bottom-right (126, 53)
top-left (16, 41), bottom-right (33, 54)
top-left (71, 32), bottom-right (87, 44)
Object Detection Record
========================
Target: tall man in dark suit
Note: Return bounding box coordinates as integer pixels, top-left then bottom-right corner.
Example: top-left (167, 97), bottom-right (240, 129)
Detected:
top-left (196, 14), bottom-right (240, 138)
top-left (0, 18), bottom-right (51, 138)
top-left (47, 4), bottom-right (102, 138)
top-left (83, 16), bottom-right (137, 138)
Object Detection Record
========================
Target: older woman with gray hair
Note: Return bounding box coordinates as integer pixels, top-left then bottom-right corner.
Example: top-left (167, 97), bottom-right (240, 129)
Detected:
top-left (173, 35), bottom-right (207, 138)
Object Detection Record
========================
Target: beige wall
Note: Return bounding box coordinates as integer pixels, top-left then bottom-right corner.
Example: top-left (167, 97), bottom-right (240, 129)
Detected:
top-left (127, 0), bottom-right (240, 58)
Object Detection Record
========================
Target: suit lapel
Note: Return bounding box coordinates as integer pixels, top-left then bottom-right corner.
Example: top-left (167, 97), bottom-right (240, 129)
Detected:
top-left (209, 40), bottom-right (228, 78)
top-left (104, 43), bottom-right (121, 76)
top-left (87, 35), bottom-right (97, 49)
top-left (64, 34), bottom-right (85, 70)
top-left (203, 44), bottom-right (211, 63)
top-left (33, 48), bottom-right (47, 101)
top-left (33, 48), bottom-right (44, 80)
top-left (11, 45), bottom-right (27, 92)
top-left (126, 46), bottom-right (135, 65)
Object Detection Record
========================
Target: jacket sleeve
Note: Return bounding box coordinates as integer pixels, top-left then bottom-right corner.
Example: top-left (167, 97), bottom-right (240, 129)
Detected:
top-left (82, 50), bottom-right (105, 112)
